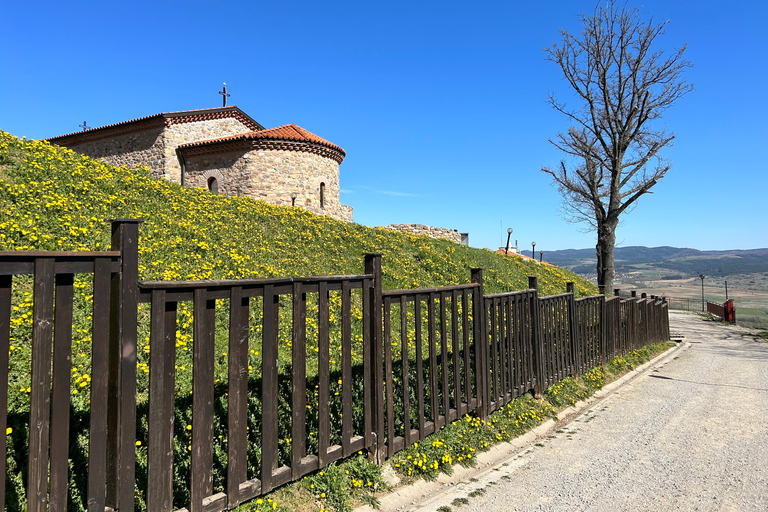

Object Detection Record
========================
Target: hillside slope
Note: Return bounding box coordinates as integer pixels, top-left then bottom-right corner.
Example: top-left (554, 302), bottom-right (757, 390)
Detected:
top-left (0, 131), bottom-right (597, 296)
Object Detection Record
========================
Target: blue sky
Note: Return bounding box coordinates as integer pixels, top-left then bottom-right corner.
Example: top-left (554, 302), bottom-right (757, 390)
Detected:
top-left (2, 1), bottom-right (766, 251)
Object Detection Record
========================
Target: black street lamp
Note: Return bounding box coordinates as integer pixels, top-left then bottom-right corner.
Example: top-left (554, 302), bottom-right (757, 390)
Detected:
top-left (700, 274), bottom-right (705, 312)
top-left (531, 241), bottom-right (536, 260)
top-left (505, 228), bottom-right (513, 255)
top-left (539, 250), bottom-right (544, 263)
top-left (291, 192), bottom-right (297, 207)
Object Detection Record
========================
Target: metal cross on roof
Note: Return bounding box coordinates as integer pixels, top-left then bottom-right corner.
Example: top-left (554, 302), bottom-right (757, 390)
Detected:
top-left (79, 121), bottom-right (90, 131)
top-left (219, 82), bottom-right (230, 107)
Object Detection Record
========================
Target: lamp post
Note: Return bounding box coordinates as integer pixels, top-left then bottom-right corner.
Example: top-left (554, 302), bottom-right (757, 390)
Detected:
top-left (505, 228), bottom-right (513, 255)
top-left (700, 274), bottom-right (705, 312)
top-left (531, 241), bottom-right (536, 260)
top-left (291, 192), bottom-right (297, 207)
top-left (539, 250), bottom-right (543, 263)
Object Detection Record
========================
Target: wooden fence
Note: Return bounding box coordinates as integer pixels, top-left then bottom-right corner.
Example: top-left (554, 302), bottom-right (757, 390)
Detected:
top-left (0, 220), bottom-right (671, 512)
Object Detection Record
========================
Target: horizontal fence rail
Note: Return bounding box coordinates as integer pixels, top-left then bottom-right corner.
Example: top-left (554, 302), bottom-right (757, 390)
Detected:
top-left (0, 221), bottom-right (672, 512)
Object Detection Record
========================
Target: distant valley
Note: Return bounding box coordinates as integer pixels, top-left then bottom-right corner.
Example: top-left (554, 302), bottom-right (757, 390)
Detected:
top-left (524, 246), bottom-right (768, 282)
top-left (522, 246), bottom-right (768, 330)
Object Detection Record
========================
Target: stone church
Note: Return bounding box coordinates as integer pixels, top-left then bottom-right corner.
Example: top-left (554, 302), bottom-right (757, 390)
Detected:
top-left (47, 106), bottom-right (353, 221)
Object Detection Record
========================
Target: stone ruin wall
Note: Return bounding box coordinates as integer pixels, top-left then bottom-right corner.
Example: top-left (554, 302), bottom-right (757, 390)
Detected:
top-left (382, 224), bottom-right (462, 243)
top-left (184, 147), bottom-right (353, 222)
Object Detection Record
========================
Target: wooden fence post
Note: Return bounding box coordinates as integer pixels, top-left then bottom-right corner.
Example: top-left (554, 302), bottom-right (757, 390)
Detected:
top-left (107, 219), bottom-right (142, 512)
top-left (470, 268), bottom-right (486, 420)
top-left (364, 254), bottom-right (384, 463)
top-left (599, 294), bottom-right (607, 366)
top-left (528, 276), bottom-right (545, 399)
top-left (565, 282), bottom-right (580, 378)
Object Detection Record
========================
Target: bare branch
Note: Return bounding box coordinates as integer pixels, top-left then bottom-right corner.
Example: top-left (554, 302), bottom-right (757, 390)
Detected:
top-left (541, 0), bottom-right (692, 290)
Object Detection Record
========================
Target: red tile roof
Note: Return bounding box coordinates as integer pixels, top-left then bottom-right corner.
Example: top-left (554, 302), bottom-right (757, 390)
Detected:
top-left (46, 106), bottom-right (263, 141)
top-left (178, 123), bottom-right (346, 156)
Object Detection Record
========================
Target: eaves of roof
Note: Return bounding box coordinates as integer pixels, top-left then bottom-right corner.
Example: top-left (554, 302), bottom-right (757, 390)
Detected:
top-left (46, 106), bottom-right (263, 142)
top-left (178, 123), bottom-right (346, 158)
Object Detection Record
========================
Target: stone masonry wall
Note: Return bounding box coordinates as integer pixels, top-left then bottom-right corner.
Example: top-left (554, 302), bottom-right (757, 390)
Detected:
top-left (184, 147), bottom-right (353, 222)
top-left (56, 117), bottom-right (251, 182)
top-left (163, 118), bottom-right (251, 183)
top-left (61, 127), bottom-right (166, 177)
top-left (382, 224), bottom-right (462, 243)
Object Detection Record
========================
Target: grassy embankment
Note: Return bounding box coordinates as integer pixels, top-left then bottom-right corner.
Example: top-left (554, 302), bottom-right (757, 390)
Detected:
top-left (0, 131), bottom-right (599, 512)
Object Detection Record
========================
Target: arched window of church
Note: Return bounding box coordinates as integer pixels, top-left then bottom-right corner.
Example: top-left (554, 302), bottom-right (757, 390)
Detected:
top-left (320, 182), bottom-right (326, 209)
top-left (208, 177), bottom-right (219, 194)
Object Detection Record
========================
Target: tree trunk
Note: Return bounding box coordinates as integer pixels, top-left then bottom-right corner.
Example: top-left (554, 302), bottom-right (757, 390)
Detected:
top-left (596, 219), bottom-right (618, 293)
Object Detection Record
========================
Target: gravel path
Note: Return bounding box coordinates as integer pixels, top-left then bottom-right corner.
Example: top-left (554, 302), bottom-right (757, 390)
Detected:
top-left (446, 312), bottom-right (768, 512)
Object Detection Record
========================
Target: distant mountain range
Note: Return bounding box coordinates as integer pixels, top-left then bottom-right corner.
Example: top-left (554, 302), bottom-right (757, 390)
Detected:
top-left (521, 246), bottom-right (768, 277)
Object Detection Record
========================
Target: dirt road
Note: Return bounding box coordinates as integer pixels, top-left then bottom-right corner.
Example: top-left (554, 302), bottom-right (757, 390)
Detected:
top-left (400, 312), bottom-right (768, 511)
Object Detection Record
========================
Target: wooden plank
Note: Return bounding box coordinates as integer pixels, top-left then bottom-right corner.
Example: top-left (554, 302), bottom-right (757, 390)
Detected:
top-left (261, 286), bottom-right (279, 493)
top-left (563, 298), bottom-right (570, 377)
top-left (28, 257), bottom-right (55, 512)
top-left (0, 259), bottom-right (120, 276)
top-left (341, 281), bottom-right (353, 456)
top-left (451, 290), bottom-right (461, 415)
top-left (147, 290), bottom-right (174, 512)
top-left (415, 297), bottom-right (425, 440)
top-left (381, 283), bottom-right (478, 297)
top-left (461, 290), bottom-right (470, 416)
top-left (317, 282), bottom-right (330, 467)
top-left (297, 454), bottom-right (320, 478)
top-left (326, 444), bottom-right (343, 464)
top-left (546, 300), bottom-right (555, 386)
top-left (49, 273), bottom-right (74, 512)
top-left (111, 219), bottom-right (140, 512)
top-left (202, 492), bottom-right (227, 512)
top-left (191, 288), bottom-right (216, 511)
top-left (383, 296), bottom-right (394, 457)
top-left (0, 250), bottom-right (121, 258)
top-left (440, 293), bottom-right (449, 423)
top-left (87, 259), bottom-right (112, 512)
top-left (506, 296), bottom-right (515, 398)
top-left (362, 278), bottom-right (372, 449)
top-left (558, 299), bottom-right (566, 379)
top-left (491, 297), bottom-right (499, 404)
top-left (0, 274), bottom-right (11, 511)
top-left (236, 477), bottom-right (262, 504)
top-left (365, 254), bottom-right (384, 463)
top-left (400, 295), bottom-right (411, 448)
top-left (228, 287), bottom-right (249, 507)
top-left (470, 269), bottom-right (486, 419)
top-left (427, 293), bottom-right (438, 427)
top-left (498, 295), bottom-right (507, 406)
top-left (513, 294), bottom-right (523, 394)
top-left (291, 283), bottom-right (308, 480)
top-left (270, 465), bottom-right (292, 490)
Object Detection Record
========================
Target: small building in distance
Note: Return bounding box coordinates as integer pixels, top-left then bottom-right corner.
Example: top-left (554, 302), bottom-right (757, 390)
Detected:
top-left (46, 106), bottom-right (353, 222)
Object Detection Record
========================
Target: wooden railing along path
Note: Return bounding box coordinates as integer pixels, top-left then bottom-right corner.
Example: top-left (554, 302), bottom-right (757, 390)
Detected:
top-left (0, 220), bottom-right (670, 512)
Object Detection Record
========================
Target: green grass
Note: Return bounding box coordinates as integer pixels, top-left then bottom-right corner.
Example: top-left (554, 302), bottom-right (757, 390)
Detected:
top-left (0, 131), bottom-right (595, 296)
top-left (732, 307), bottom-right (768, 330)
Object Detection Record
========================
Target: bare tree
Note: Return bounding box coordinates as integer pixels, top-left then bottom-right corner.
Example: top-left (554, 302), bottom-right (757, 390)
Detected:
top-left (542, 1), bottom-right (692, 292)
